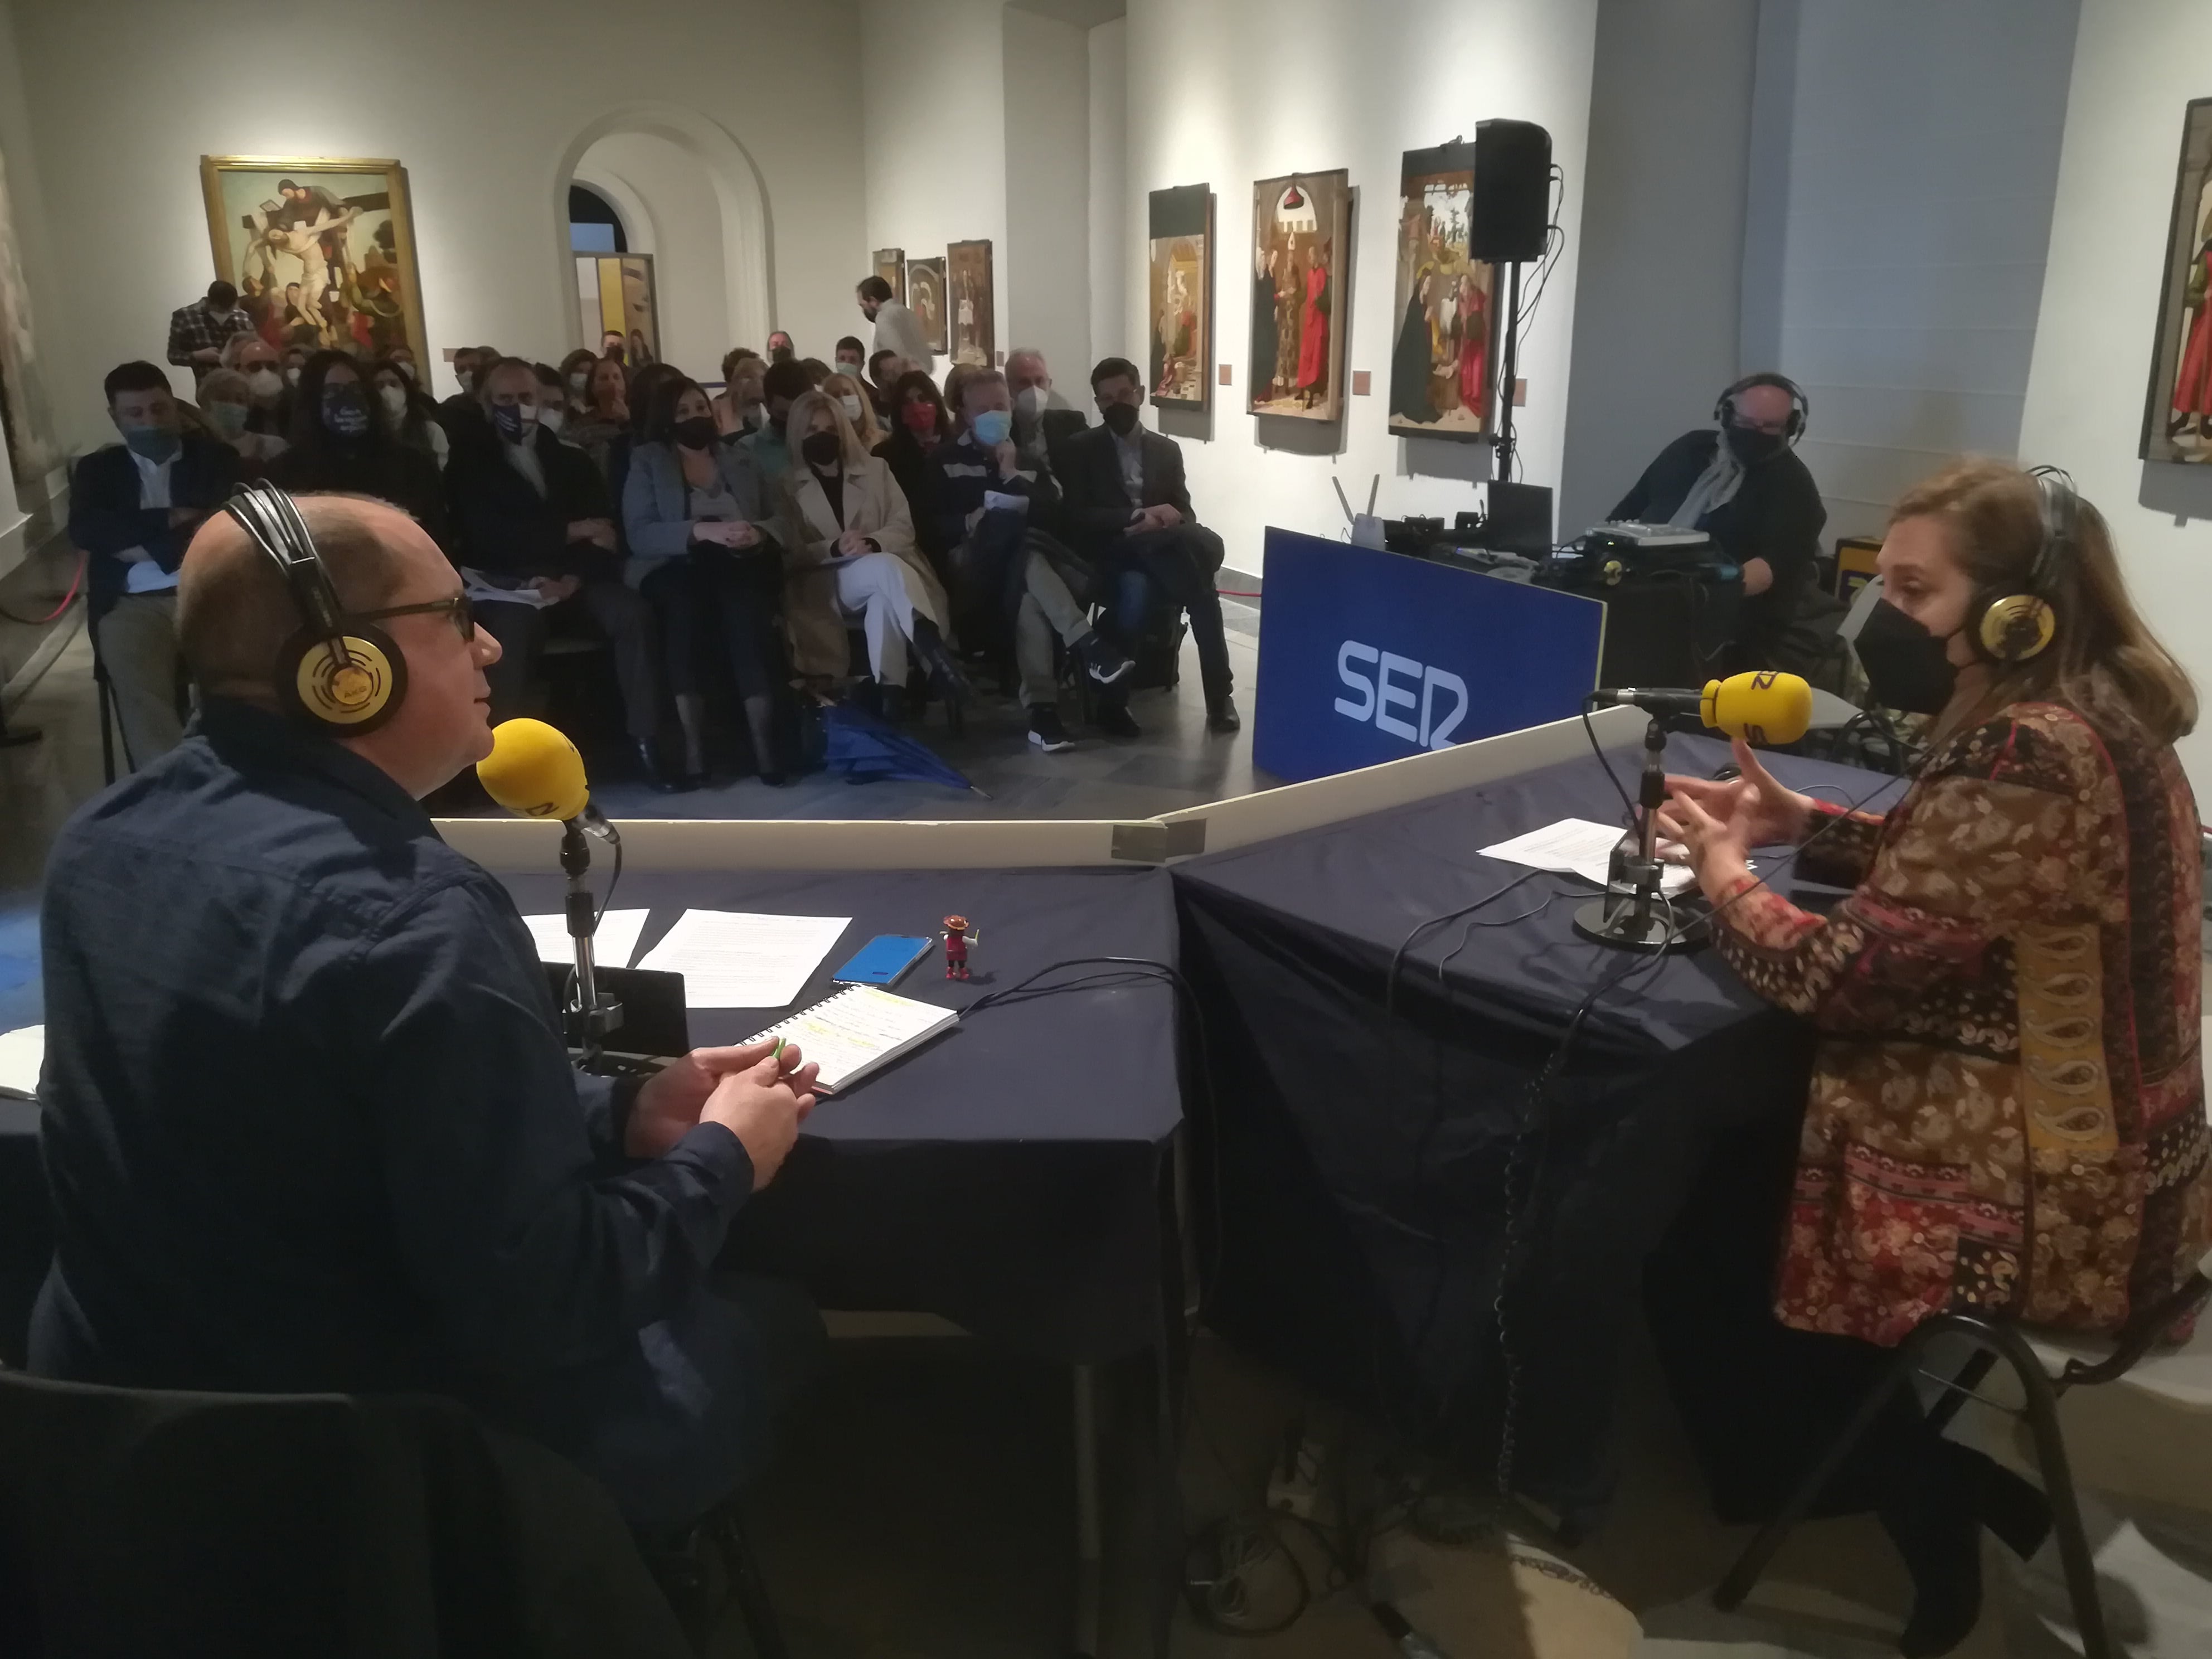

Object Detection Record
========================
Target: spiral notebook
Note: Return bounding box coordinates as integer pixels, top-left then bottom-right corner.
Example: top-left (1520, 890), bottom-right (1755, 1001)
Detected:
top-left (745, 984), bottom-right (959, 1095)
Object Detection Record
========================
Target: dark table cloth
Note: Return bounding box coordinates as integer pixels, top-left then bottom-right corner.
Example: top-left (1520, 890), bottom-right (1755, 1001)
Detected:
top-left (0, 866), bottom-right (1182, 1370)
top-left (1169, 734), bottom-right (1905, 1524)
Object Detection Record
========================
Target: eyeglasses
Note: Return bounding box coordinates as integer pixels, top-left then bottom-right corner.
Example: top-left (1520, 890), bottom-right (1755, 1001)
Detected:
top-left (355, 593), bottom-right (476, 642)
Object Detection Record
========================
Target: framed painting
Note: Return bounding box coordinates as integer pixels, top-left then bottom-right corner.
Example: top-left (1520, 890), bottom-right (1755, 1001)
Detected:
top-left (906, 255), bottom-right (948, 355)
top-left (200, 154), bottom-right (429, 369)
top-left (872, 247), bottom-right (906, 304)
top-left (947, 239), bottom-right (995, 368)
top-left (2142, 99), bottom-right (2212, 462)
top-left (1148, 185), bottom-right (1212, 410)
top-left (0, 151), bottom-right (59, 490)
top-left (1388, 143), bottom-right (1496, 443)
top-left (1249, 169), bottom-right (1351, 420)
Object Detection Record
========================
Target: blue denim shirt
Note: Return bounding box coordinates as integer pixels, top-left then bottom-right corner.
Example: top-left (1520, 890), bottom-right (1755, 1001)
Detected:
top-left (30, 698), bottom-right (751, 1403)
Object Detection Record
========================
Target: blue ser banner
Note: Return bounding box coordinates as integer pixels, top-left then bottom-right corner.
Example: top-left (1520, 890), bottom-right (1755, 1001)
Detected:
top-left (1253, 528), bottom-right (1604, 783)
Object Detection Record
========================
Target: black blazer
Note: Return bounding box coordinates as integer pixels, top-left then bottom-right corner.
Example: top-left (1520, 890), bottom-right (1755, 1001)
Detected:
top-left (1060, 422), bottom-right (1196, 554)
top-left (68, 436), bottom-right (242, 623)
top-left (266, 442), bottom-right (453, 555)
top-left (445, 428), bottom-right (617, 583)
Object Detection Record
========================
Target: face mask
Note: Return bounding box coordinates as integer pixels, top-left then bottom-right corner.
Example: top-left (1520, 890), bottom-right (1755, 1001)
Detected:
top-left (538, 405), bottom-right (566, 436)
top-left (838, 394), bottom-right (864, 423)
top-left (246, 367), bottom-right (283, 401)
top-left (284, 365), bottom-right (303, 387)
top-left (1724, 423), bottom-right (1787, 467)
top-left (322, 386), bottom-right (371, 438)
top-left (971, 409), bottom-right (1012, 447)
top-left (396, 360), bottom-right (419, 382)
top-left (377, 384), bottom-right (409, 420)
top-left (1854, 598), bottom-right (1959, 716)
top-left (455, 369), bottom-right (475, 394)
top-left (837, 361), bottom-right (864, 380)
top-left (119, 421), bottom-right (181, 463)
top-left (901, 401), bottom-right (939, 439)
top-left (801, 430), bottom-right (843, 468)
top-left (489, 403), bottom-right (536, 444)
top-left (568, 371), bottom-right (590, 395)
top-left (673, 415), bottom-right (719, 450)
top-left (1016, 385), bottom-right (1045, 417)
top-left (206, 401), bottom-right (250, 438)
top-left (1102, 401), bottom-right (1140, 436)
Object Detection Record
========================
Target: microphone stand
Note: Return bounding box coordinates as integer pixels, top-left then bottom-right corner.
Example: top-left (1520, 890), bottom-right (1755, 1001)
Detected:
top-left (1573, 716), bottom-right (1691, 953)
top-left (559, 818), bottom-right (624, 1060)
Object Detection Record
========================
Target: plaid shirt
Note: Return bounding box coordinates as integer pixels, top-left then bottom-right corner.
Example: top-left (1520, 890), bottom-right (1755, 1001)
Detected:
top-left (166, 301), bottom-right (256, 370)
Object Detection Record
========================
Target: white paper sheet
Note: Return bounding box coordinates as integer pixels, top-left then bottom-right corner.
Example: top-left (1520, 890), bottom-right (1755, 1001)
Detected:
top-left (1478, 817), bottom-right (1697, 896)
top-left (0, 1024), bottom-right (42, 1100)
top-left (522, 909), bottom-right (649, 971)
top-left (634, 910), bottom-right (852, 1009)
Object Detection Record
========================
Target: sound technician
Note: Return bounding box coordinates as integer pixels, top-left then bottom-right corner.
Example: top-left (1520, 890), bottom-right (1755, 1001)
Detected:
top-left (1609, 372), bottom-right (1825, 672)
top-left (1655, 460), bottom-right (2210, 1656)
top-left (31, 488), bottom-right (824, 1541)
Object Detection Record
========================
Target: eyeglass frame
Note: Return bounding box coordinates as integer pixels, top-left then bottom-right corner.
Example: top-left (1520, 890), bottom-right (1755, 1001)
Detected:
top-left (351, 593), bottom-right (476, 642)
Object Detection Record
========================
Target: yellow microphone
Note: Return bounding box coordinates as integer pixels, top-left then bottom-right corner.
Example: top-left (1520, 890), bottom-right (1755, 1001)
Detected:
top-left (1593, 671), bottom-right (1813, 746)
top-left (477, 717), bottom-right (591, 822)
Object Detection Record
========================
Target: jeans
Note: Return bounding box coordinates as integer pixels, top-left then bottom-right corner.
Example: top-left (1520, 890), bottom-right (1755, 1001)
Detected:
top-left (1103, 526), bottom-right (1233, 704)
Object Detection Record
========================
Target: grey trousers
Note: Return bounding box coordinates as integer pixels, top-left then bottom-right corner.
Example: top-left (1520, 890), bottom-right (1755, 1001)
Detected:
top-left (1014, 551), bottom-right (1092, 709)
top-left (476, 580), bottom-right (663, 743)
top-left (95, 593), bottom-right (186, 769)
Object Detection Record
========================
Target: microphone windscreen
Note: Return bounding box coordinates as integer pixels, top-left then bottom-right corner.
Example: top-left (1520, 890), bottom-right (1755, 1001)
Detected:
top-left (477, 718), bottom-right (589, 821)
top-left (1699, 671), bottom-right (1813, 745)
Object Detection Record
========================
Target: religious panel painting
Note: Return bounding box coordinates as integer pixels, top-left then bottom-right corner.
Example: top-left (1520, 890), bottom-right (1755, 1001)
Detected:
top-left (1148, 185), bottom-right (1212, 410)
top-left (201, 156), bottom-right (429, 368)
top-left (906, 255), bottom-right (948, 355)
top-left (1248, 169), bottom-right (1351, 420)
top-left (0, 149), bottom-right (59, 489)
top-left (1388, 143), bottom-right (1496, 443)
top-left (872, 246), bottom-right (905, 304)
top-left (947, 239), bottom-right (995, 368)
top-left (2143, 99), bottom-right (2212, 462)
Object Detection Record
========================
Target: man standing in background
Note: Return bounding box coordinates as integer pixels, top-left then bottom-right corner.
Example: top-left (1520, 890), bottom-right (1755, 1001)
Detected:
top-left (857, 275), bottom-right (932, 376)
top-left (166, 280), bottom-right (254, 382)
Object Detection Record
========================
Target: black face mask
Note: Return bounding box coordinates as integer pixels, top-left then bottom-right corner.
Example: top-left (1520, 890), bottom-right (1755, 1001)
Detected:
top-left (1724, 423), bottom-right (1788, 467)
top-left (1102, 401), bottom-right (1140, 436)
top-left (1854, 598), bottom-right (1959, 716)
top-left (801, 430), bottom-right (842, 468)
top-left (672, 415), bottom-right (719, 450)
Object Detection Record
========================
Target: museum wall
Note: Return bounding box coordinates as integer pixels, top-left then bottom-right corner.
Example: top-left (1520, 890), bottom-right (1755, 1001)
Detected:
top-left (572, 132), bottom-right (731, 394)
top-left (1087, 20), bottom-right (1130, 369)
top-left (4, 0), bottom-right (869, 452)
top-left (2018, 0), bottom-right (2212, 790)
top-left (1554, 0), bottom-right (1759, 541)
top-left (1003, 7), bottom-right (1095, 381)
top-left (1119, 0), bottom-right (1601, 576)
top-left (1744, 0), bottom-right (2079, 541)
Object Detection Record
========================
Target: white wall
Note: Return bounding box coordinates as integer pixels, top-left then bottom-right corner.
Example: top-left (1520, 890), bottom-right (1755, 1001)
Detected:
top-left (1556, 0), bottom-right (1759, 538)
top-left (6, 0), bottom-right (866, 445)
top-left (573, 132), bottom-right (730, 385)
top-left (1003, 7), bottom-right (1093, 381)
top-left (1086, 18), bottom-right (1129, 366)
top-left (2019, 0), bottom-right (2212, 790)
top-left (1122, 0), bottom-right (1600, 575)
top-left (1748, 0), bottom-right (2079, 542)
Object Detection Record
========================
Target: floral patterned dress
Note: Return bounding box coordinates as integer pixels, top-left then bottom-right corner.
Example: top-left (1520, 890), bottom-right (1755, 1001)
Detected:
top-left (1708, 700), bottom-right (2212, 1346)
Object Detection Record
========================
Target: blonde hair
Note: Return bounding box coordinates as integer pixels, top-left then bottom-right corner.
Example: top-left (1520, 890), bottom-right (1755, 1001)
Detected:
top-left (783, 388), bottom-right (872, 476)
top-left (820, 372), bottom-right (885, 450)
top-left (1889, 458), bottom-right (2197, 745)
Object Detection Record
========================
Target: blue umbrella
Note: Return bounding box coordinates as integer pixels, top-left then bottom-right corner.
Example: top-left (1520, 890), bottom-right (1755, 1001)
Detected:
top-left (819, 702), bottom-right (981, 793)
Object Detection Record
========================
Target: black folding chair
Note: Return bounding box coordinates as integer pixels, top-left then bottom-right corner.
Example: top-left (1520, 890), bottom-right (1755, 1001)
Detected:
top-left (1713, 1270), bottom-right (2212, 1659)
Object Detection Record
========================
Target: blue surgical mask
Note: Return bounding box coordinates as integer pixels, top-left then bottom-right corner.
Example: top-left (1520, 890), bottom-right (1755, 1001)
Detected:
top-left (971, 409), bottom-right (1012, 447)
top-left (120, 421), bottom-right (181, 463)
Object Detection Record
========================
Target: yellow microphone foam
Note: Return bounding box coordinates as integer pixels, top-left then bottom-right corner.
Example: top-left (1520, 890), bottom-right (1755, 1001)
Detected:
top-left (477, 717), bottom-right (589, 821)
top-left (1699, 671), bottom-right (1813, 746)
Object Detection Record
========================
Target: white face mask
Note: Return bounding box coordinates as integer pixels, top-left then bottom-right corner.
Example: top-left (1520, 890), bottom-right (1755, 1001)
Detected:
top-left (839, 394), bottom-right (864, 423)
top-left (284, 365), bottom-right (302, 387)
top-left (377, 384), bottom-right (409, 420)
top-left (246, 368), bottom-right (282, 400)
top-left (1016, 384), bottom-right (1045, 416)
top-left (567, 371), bottom-right (589, 395)
top-left (395, 360), bottom-right (419, 382)
top-left (539, 405), bottom-right (566, 435)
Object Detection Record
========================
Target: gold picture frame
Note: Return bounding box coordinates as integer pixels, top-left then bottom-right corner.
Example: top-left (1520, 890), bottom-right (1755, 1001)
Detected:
top-left (199, 154), bottom-right (430, 369)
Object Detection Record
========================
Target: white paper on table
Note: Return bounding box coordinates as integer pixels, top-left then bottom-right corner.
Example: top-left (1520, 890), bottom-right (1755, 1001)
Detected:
top-left (1478, 817), bottom-right (1697, 897)
top-left (634, 910), bottom-right (853, 1008)
top-left (522, 909), bottom-right (649, 971)
top-left (0, 1024), bottom-right (42, 1100)
top-left (460, 567), bottom-right (553, 609)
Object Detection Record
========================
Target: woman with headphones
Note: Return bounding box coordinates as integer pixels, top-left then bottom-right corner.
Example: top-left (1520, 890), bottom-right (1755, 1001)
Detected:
top-left (1656, 459), bottom-right (2209, 1656)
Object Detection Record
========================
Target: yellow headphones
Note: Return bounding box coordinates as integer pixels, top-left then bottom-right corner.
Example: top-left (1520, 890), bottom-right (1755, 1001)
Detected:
top-left (220, 482), bottom-right (407, 734)
top-left (1970, 466), bottom-right (2072, 664)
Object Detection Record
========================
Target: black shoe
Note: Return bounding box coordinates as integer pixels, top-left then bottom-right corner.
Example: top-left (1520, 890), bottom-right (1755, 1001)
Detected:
top-left (632, 738), bottom-right (689, 793)
top-left (881, 684), bottom-right (911, 724)
top-left (1027, 705), bottom-right (1075, 752)
top-left (1956, 1442), bottom-right (2050, 1561)
top-left (1096, 700), bottom-right (1141, 739)
top-left (1206, 695), bottom-right (1241, 733)
top-left (1879, 1441), bottom-right (1998, 1658)
top-left (1073, 630), bottom-right (1134, 687)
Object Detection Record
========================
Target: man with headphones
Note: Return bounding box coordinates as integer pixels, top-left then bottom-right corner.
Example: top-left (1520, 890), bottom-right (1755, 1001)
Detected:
top-left (31, 487), bottom-right (824, 1548)
top-left (1609, 372), bottom-right (1827, 672)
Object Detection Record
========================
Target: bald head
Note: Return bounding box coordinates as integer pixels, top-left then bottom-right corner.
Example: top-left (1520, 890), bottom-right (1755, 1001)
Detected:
top-left (1729, 382), bottom-right (1796, 435)
top-left (177, 494), bottom-right (434, 704)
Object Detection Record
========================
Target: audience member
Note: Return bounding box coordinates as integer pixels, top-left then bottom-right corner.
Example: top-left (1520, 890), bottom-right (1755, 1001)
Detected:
top-left (530, 362), bottom-right (573, 438)
top-left (607, 361), bottom-right (684, 511)
top-left (557, 347), bottom-right (600, 408)
top-left (220, 334), bottom-right (290, 436)
top-left (601, 328), bottom-right (628, 362)
top-left (193, 368), bottom-right (288, 477)
top-left (875, 370), bottom-right (953, 575)
top-left (370, 356), bottom-right (450, 472)
top-left (1004, 347), bottom-right (1085, 476)
top-left (447, 358), bottom-right (674, 787)
top-left (766, 330), bottom-right (795, 363)
top-left (67, 361), bottom-right (242, 767)
top-left (821, 371), bottom-right (886, 452)
top-left (437, 344), bottom-right (499, 435)
top-left (713, 347), bottom-right (766, 437)
top-left (624, 376), bottom-right (793, 787)
top-left (865, 348), bottom-right (904, 420)
top-left (627, 328), bottom-right (655, 367)
top-left (566, 353), bottom-right (632, 472)
top-left (857, 275), bottom-right (932, 374)
top-left (386, 343), bottom-right (423, 385)
top-left (280, 343), bottom-right (311, 388)
top-left (741, 358), bottom-right (813, 481)
top-left (166, 280), bottom-right (254, 382)
top-left (927, 368), bottom-right (1129, 753)
top-left (269, 351), bottom-right (450, 550)
top-left (833, 336), bottom-right (869, 382)
top-left (798, 357), bottom-right (832, 389)
top-left (780, 388), bottom-right (961, 719)
top-left (1062, 356), bottom-right (1239, 735)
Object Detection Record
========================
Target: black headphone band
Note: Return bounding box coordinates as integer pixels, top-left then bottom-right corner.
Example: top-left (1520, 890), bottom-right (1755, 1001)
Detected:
top-left (222, 481), bottom-right (348, 645)
top-left (1716, 371), bottom-right (1810, 439)
top-left (2025, 463), bottom-right (2078, 597)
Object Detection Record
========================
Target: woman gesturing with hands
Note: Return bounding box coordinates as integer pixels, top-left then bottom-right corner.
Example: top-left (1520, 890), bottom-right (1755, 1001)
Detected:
top-left (1656, 735), bottom-right (1815, 899)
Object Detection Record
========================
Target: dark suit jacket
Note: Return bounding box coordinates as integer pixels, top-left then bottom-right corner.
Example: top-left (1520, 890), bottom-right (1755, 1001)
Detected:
top-left (68, 436), bottom-right (242, 624)
top-left (1060, 423), bottom-right (1202, 556)
top-left (446, 428), bottom-right (618, 584)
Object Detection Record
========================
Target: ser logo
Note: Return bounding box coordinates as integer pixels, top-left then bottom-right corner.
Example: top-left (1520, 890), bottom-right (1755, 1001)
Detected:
top-left (1332, 643), bottom-right (1467, 751)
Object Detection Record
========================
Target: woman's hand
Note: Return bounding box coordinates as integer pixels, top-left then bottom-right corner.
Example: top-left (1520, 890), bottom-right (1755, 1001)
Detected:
top-left (1661, 737), bottom-right (1812, 851)
top-left (1655, 787), bottom-right (1754, 904)
top-left (833, 527), bottom-right (872, 558)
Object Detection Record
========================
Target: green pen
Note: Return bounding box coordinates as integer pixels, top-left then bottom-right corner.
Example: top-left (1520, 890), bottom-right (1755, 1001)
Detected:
top-left (770, 1037), bottom-right (787, 1066)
